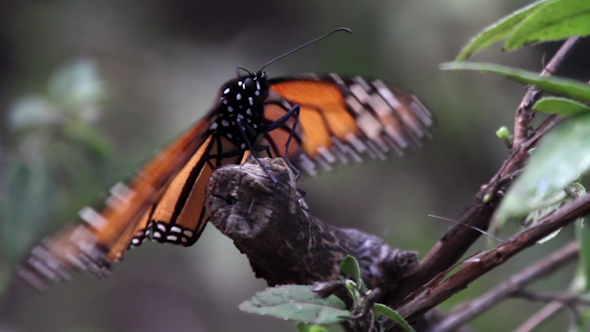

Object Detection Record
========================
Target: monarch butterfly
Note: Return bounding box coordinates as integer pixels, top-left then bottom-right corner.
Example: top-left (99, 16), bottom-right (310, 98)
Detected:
top-left (16, 28), bottom-right (433, 291)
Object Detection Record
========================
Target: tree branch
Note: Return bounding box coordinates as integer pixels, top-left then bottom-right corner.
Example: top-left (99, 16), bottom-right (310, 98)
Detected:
top-left (384, 36), bottom-right (582, 313)
top-left (514, 301), bottom-right (566, 332)
top-left (427, 241), bottom-right (579, 332)
top-left (512, 37), bottom-right (580, 147)
top-left (205, 157), bottom-right (419, 292)
top-left (394, 192), bottom-right (590, 327)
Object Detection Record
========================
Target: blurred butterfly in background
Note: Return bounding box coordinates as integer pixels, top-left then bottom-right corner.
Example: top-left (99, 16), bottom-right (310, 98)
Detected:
top-left (16, 28), bottom-right (433, 291)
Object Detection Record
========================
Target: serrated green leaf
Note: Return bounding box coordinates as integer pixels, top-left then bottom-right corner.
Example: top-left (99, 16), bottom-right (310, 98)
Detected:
top-left (505, 0), bottom-right (590, 51)
top-left (374, 303), bottom-right (415, 332)
top-left (440, 62), bottom-right (590, 104)
top-left (534, 97), bottom-right (590, 116)
top-left (492, 114), bottom-right (590, 226)
top-left (456, 0), bottom-right (551, 61)
top-left (239, 285), bottom-right (350, 325)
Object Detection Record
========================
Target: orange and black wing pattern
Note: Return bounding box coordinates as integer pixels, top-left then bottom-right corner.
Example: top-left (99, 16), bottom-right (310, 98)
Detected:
top-left (15, 112), bottom-right (220, 289)
top-left (262, 73), bottom-right (432, 175)
top-left (17, 71), bottom-right (433, 291)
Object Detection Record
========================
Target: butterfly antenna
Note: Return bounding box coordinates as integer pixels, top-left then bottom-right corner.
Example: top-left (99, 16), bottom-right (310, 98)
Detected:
top-left (428, 214), bottom-right (504, 243)
top-left (258, 27), bottom-right (352, 72)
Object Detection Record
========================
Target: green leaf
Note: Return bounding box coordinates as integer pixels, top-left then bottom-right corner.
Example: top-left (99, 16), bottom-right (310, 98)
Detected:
top-left (456, 0), bottom-right (551, 61)
top-left (577, 207), bottom-right (590, 292)
top-left (577, 308), bottom-right (590, 332)
top-left (240, 285), bottom-right (350, 325)
top-left (340, 255), bottom-right (366, 293)
top-left (49, 58), bottom-right (105, 108)
top-left (7, 95), bottom-right (61, 131)
top-left (340, 256), bottom-right (361, 283)
top-left (492, 114), bottom-right (590, 225)
top-left (533, 97), bottom-right (590, 116)
top-left (496, 126), bottom-right (512, 147)
top-left (374, 303), bottom-right (415, 332)
top-left (496, 126), bottom-right (511, 140)
top-left (63, 121), bottom-right (114, 160)
top-left (440, 62), bottom-right (590, 104)
top-left (296, 323), bottom-right (330, 332)
top-left (505, 0), bottom-right (590, 51)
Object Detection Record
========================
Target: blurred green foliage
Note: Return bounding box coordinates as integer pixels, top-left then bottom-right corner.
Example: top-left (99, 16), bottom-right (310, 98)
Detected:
top-left (1, 58), bottom-right (113, 293)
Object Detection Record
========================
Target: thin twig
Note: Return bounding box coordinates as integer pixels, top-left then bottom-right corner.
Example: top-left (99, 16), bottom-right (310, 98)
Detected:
top-left (426, 241), bottom-right (579, 332)
top-left (514, 301), bottom-right (566, 332)
top-left (512, 37), bottom-right (581, 147)
top-left (395, 191), bottom-right (590, 327)
top-left (513, 290), bottom-right (590, 306)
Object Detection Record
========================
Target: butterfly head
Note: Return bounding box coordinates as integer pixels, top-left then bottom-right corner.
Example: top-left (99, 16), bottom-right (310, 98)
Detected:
top-left (220, 70), bottom-right (269, 105)
top-left (213, 71), bottom-right (270, 145)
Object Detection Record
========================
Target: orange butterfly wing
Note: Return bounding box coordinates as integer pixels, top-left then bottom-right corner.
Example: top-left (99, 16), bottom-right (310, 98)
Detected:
top-left (263, 74), bottom-right (433, 174)
top-left (16, 112), bottom-right (217, 289)
top-left (129, 134), bottom-right (248, 249)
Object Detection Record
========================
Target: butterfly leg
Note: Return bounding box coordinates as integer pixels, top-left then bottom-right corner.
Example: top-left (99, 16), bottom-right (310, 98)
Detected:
top-left (284, 106), bottom-right (302, 180)
top-left (264, 105), bottom-right (302, 180)
top-left (236, 118), bottom-right (279, 183)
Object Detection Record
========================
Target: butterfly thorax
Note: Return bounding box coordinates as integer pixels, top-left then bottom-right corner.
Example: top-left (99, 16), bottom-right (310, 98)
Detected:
top-left (210, 71), bottom-right (269, 149)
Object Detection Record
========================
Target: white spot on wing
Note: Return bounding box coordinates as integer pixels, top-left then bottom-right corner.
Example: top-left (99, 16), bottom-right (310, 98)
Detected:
top-left (298, 154), bottom-right (317, 176)
top-left (79, 207), bottom-right (108, 230)
top-left (369, 93), bottom-right (392, 118)
top-left (329, 73), bottom-right (345, 86)
top-left (346, 133), bottom-right (367, 153)
top-left (354, 76), bottom-right (372, 91)
top-left (317, 146), bottom-right (336, 163)
top-left (110, 182), bottom-right (134, 202)
top-left (356, 112), bottom-right (383, 140)
top-left (346, 95), bottom-right (364, 114)
top-left (374, 80), bottom-right (402, 108)
top-left (350, 84), bottom-right (370, 104)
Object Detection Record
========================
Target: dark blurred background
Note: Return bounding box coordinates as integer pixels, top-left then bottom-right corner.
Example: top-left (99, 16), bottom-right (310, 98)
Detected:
top-left (1, 0), bottom-right (589, 331)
